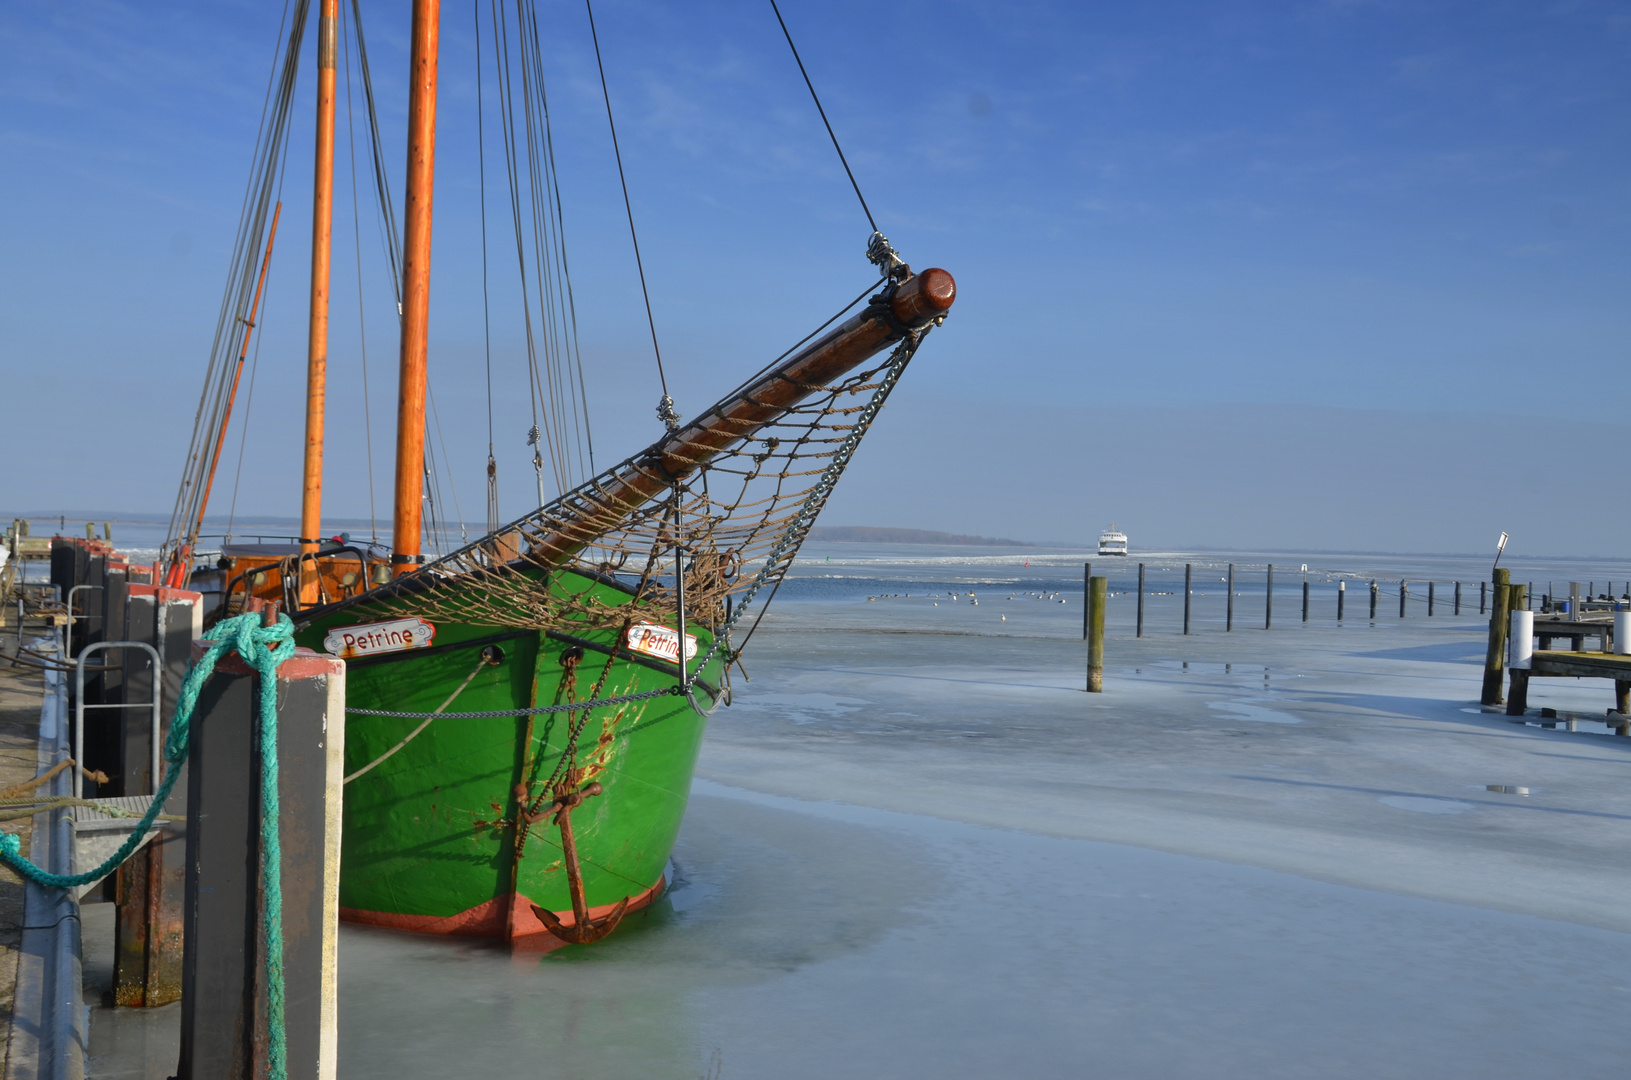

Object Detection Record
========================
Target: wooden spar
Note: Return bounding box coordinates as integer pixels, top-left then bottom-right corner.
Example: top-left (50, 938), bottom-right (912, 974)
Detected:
top-left (390, 0), bottom-right (441, 576)
top-left (168, 203), bottom-right (283, 588)
top-left (525, 268), bottom-right (956, 565)
top-left (300, 0), bottom-right (340, 604)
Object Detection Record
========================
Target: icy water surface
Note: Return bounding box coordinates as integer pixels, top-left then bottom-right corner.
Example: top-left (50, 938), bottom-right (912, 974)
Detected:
top-left (84, 544), bottom-right (1631, 1078)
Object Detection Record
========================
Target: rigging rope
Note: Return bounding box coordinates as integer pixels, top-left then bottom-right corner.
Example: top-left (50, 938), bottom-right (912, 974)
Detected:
top-left (767, 0), bottom-right (878, 235)
top-left (167, 0), bottom-right (311, 567)
top-left (583, 0), bottom-right (674, 425)
top-left (349, 0), bottom-right (403, 306)
top-left (341, 3), bottom-right (380, 544)
top-left (227, 111), bottom-right (299, 542)
top-left (522, 1), bottom-right (594, 479)
top-left (486, 0), bottom-right (597, 502)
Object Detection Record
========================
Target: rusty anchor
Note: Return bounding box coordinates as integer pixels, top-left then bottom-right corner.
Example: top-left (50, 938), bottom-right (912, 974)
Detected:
top-left (527, 772), bottom-right (630, 945)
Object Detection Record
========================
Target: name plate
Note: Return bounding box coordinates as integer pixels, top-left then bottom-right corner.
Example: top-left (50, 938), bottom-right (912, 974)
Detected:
top-left (323, 617), bottom-right (436, 659)
top-left (625, 622), bottom-right (698, 664)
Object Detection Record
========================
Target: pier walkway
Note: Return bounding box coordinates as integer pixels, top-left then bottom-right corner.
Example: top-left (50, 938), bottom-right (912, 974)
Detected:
top-left (0, 650), bottom-right (44, 1075)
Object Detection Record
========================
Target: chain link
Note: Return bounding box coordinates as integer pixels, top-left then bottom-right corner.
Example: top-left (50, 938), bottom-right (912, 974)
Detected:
top-left (344, 684), bottom-right (683, 719)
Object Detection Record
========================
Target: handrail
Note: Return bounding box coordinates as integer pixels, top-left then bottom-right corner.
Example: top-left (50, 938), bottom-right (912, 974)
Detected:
top-left (74, 641), bottom-right (163, 797)
top-left (281, 545), bottom-right (372, 613)
top-left (221, 544), bottom-right (372, 616)
top-left (64, 584), bottom-right (103, 661)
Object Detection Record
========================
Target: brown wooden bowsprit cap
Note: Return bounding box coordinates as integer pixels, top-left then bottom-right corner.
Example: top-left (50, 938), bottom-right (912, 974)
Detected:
top-left (890, 267), bottom-right (956, 327)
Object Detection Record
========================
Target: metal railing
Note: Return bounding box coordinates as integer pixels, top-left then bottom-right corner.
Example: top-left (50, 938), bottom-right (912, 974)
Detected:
top-left (74, 641), bottom-right (162, 797)
top-left (63, 584), bottom-right (102, 660)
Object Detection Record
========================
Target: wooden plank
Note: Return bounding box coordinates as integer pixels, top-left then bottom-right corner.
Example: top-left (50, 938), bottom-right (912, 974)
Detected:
top-left (1528, 651), bottom-right (1631, 680)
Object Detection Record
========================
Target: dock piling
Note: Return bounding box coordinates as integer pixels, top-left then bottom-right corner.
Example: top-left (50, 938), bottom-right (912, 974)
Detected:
top-left (1265, 564), bottom-right (1273, 630)
top-left (1501, 584), bottom-right (1531, 717)
top-left (1454, 581), bottom-right (1461, 617)
top-left (114, 585), bottom-right (202, 1008)
top-left (1481, 568), bottom-right (1512, 706)
top-left (1136, 563), bottom-right (1145, 638)
top-left (1302, 580), bottom-right (1309, 623)
top-left (1399, 581), bottom-right (1408, 618)
top-left (1337, 580), bottom-right (1345, 622)
top-left (1183, 564), bottom-right (1191, 635)
top-left (1081, 562), bottom-right (1090, 640)
top-left (1428, 581), bottom-right (1435, 616)
top-left (1226, 564), bottom-right (1234, 632)
top-left (1086, 576), bottom-right (1107, 693)
top-left (178, 638), bottom-right (344, 1080)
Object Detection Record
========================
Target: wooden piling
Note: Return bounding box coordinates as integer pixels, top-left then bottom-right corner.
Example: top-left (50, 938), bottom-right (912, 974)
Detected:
top-left (1226, 564), bottom-right (1234, 632)
top-left (113, 585), bottom-right (202, 1008)
top-left (1183, 564), bottom-right (1191, 635)
top-left (1454, 581), bottom-right (1461, 617)
top-left (1265, 564), bottom-right (1273, 630)
top-left (1481, 568), bottom-right (1512, 706)
top-left (1302, 580), bottom-right (1309, 622)
top-left (1480, 580), bottom-right (1486, 615)
top-left (1506, 669), bottom-right (1530, 715)
top-left (1082, 562), bottom-right (1090, 640)
top-left (1337, 580), bottom-right (1345, 621)
top-left (1428, 581), bottom-right (1435, 616)
top-left (1369, 581), bottom-right (1377, 620)
top-left (1087, 576), bottom-right (1107, 692)
top-left (177, 642), bottom-right (344, 1080)
top-left (1136, 563), bottom-right (1145, 637)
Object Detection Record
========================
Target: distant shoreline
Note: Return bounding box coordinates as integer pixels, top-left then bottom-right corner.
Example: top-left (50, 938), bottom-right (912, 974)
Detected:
top-left (807, 526), bottom-right (1033, 547)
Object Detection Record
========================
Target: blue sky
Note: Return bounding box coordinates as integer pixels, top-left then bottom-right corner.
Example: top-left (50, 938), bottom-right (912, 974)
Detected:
top-left (2, 0), bottom-right (1627, 553)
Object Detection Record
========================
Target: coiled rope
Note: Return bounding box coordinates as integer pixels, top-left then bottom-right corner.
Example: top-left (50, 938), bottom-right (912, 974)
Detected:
top-left (0, 611), bottom-right (297, 1080)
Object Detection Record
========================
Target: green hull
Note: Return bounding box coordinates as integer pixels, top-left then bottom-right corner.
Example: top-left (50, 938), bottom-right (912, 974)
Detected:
top-left (293, 567), bottom-right (720, 941)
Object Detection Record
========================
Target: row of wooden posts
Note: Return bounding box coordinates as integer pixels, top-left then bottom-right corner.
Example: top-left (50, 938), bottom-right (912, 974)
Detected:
top-left (1083, 562), bottom-right (1497, 642)
top-left (1081, 562), bottom-right (1555, 696)
top-left (48, 536), bottom-right (341, 1079)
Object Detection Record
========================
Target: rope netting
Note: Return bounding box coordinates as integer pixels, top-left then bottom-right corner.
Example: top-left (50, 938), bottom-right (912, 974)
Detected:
top-left (359, 323), bottom-right (926, 653)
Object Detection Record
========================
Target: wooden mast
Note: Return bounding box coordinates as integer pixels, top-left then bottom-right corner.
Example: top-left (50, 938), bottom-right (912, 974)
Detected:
top-left (390, 0), bottom-right (441, 576)
top-left (299, 0), bottom-right (340, 604)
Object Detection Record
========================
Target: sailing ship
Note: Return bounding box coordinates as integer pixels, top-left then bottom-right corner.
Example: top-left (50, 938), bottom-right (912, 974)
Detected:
top-left (159, 0), bottom-right (954, 948)
top-left (1098, 525), bottom-right (1129, 556)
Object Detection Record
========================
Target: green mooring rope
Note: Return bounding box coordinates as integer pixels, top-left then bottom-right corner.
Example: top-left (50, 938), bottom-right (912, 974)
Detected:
top-left (0, 612), bottom-right (296, 1080)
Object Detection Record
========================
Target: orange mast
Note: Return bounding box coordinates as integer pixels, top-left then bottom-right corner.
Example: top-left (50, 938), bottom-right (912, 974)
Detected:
top-left (167, 202), bottom-right (283, 588)
top-left (390, 0), bottom-right (441, 576)
top-left (299, 0), bottom-right (340, 604)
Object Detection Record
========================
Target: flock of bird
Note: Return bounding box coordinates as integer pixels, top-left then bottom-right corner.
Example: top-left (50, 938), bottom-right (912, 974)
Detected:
top-left (865, 590), bottom-right (1072, 612)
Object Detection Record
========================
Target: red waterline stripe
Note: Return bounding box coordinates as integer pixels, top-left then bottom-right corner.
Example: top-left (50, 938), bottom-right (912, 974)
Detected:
top-left (339, 874), bottom-right (667, 949)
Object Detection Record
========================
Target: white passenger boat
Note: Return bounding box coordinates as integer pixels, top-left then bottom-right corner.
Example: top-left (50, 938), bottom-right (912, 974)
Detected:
top-left (1098, 525), bottom-right (1129, 556)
